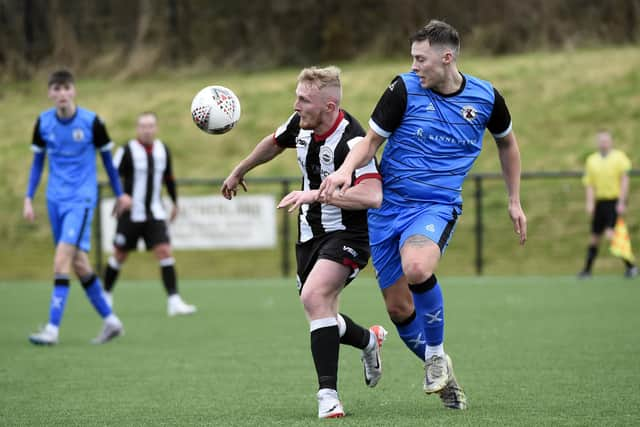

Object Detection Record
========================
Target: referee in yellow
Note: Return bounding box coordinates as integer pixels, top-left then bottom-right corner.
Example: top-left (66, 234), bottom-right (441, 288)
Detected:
top-left (579, 130), bottom-right (637, 278)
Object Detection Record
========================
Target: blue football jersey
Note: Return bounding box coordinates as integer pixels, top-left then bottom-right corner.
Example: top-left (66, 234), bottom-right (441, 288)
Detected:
top-left (31, 107), bottom-right (113, 204)
top-left (369, 72), bottom-right (512, 206)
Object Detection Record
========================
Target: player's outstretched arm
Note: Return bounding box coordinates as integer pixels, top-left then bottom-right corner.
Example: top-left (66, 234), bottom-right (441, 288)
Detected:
top-left (221, 135), bottom-right (285, 200)
top-left (278, 178), bottom-right (382, 213)
top-left (322, 177), bottom-right (382, 210)
top-left (496, 131), bottom-right (527, 245)
top-left (319, 129), bottom-right (384, 200)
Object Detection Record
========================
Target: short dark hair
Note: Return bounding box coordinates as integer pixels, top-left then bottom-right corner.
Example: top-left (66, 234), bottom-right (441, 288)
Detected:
top-left (410, 20), bottom-right (460, 56)
top-left (48, 69), bottom-right (75, 87)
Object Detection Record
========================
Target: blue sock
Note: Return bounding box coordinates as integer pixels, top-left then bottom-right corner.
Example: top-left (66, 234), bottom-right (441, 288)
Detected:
top-left (49, 275), bottom-right (70, 327)
top-left (393, 310), bottom-right (426, 360)
top-left (81, 274), bottom-right (112, 318)
top-left (409, 275), bottom-right (444, 348)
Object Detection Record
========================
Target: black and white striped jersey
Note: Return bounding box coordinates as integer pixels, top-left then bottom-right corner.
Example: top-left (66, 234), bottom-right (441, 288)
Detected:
top-left (113, 139), bottom-right (177, 222)
top-left (273, 110), bottom-right (381, 243)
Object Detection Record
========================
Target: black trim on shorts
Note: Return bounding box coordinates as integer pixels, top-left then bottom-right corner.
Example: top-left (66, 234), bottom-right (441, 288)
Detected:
top-left (75, 208), bottom-right (90, 248)
top-left (437, 209), bottom-right (458, 250)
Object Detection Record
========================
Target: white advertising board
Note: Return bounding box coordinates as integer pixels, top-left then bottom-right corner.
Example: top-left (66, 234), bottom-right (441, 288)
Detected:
top-left (100, 195), bottom-right (276, 251)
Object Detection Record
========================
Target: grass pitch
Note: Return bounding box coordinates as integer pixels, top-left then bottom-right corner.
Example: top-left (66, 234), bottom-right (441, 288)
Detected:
top-left (1, 276), bottom-right (639, 426)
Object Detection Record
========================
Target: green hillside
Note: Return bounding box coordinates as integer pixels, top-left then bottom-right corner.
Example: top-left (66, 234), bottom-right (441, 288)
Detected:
top-left (1, 47), bottom-right (639, 279)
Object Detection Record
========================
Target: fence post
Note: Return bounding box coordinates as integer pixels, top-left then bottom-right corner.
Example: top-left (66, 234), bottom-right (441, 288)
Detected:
top-left (280, 179), bottom-right (291, 277)
top-left (95, 183), bottom-right (103, 275)
top-left (474, 175), bottom-right (484, 275)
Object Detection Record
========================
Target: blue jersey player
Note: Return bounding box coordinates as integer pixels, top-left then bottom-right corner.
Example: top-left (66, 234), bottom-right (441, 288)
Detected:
top-left (24, 69), bottom-right (132, 345)
top-left (320, 21), bottom-right (527, 409)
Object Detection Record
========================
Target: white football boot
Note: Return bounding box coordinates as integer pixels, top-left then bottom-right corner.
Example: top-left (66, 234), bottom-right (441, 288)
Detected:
top-left (92, 316), bottom-right (124, 344)
top-left (361, 325), bottom-right (388, 387)
top-left (28, 324), bottom-right (59, 346)
top-left (167, 295), bottom-right (197, 317)
top-left (424, 353), bottom-right (453, 394)
top-left (317, 388), bottom-right (345, 419)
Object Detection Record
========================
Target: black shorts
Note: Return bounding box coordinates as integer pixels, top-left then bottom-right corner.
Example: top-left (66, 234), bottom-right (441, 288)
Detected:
top-left (113, 212), bottom-right (170, 251)
top-left (592, 199), bottom-right (618, 234)
top-left (295, 230), bottom-right (370, 294)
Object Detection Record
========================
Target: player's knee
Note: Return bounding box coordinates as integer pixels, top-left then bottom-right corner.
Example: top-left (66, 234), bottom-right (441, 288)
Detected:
top-left (403, 261), bottom-right (433, 284)
top-left (72, 257), bottom-right (91, 277)
top-left (114, 249), bottom-right (128, 264)
top-left (385, 299), bottom-right (414, 323)
top-left (53, 253), bottom-right (72, 274)
top-left (154, 244), bottom-right (172, 260)
top-left (299, 286), bottom-right (330, 316)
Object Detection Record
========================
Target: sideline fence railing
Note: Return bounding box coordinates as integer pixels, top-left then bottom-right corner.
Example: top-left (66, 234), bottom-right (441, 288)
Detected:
top-left (96, 170), bottom-right (640, 277)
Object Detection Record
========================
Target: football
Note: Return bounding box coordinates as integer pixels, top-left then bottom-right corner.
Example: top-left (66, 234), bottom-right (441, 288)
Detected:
top-left (190, 85), bottom-right (241, 134)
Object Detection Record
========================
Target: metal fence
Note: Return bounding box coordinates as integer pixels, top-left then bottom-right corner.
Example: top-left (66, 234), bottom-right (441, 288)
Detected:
top-left (96, 170), bottom-right (640, 277)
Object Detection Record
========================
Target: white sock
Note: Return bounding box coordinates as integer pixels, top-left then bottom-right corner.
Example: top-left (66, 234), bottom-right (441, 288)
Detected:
top-left (425, 343), bottom-right (445, 359)
top-left (45, 323), bottom-right (59, 335)
top-left (108, 256), bottom-right (121, 270)
top-left (105, 313), bottom-right (120, 324)
top-left (168, 294), bottom-right (182, 305)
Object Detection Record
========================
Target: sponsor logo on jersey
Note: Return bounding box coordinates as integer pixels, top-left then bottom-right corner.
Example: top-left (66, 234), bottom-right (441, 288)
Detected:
top-left (425, 224), bottom-right (436, 233)
top-left (319, 145), bottom-right (334, 166)
top-left (461, 105), bottom-right (477, 122)
top-left (72, 128), bottom-right (85, 142)
top-left (295, 137), bottom-right (307, 147)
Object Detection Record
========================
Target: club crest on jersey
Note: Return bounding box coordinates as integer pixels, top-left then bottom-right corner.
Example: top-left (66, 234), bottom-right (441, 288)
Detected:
top-left (72, 128), bottom-right (85, 142)
top-left (461, 105), bottom-right (477, 122)
top-left (319, 146), bottom-right (333, 166)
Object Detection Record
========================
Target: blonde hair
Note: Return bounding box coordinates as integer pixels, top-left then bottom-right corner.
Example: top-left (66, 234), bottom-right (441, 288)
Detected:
top-left (297, 66), bottom-right (342, 103)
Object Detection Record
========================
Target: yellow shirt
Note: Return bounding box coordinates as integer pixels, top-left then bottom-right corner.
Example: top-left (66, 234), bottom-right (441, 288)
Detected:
top-left (582, 149), bottom-right (631, 200)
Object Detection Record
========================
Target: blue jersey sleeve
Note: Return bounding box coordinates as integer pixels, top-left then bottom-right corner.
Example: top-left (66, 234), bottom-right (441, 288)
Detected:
top-left (100, 150), bottom-right (123, 197)
top-left (26, 151), bottom-right (45, 199)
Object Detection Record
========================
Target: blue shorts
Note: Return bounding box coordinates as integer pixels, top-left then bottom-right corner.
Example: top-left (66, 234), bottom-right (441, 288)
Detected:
top-left (368, 202), bottom-right (461, 289)
top-left (47, 200), bottom-right (94, 252)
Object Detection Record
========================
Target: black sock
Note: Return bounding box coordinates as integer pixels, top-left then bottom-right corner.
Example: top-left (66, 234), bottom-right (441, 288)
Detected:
top-left (623, 259), bottom-right (635, 269)
top-left (338, 313), bottom-right (371, 350)
top-left (584, 245), bottom-right (598, 272)
top-left (161, 264), bottom-right (177, 296)
top-left (104, 265), bottom-right (119, 292)
top-left (310, 322), bottom-right (340, 390)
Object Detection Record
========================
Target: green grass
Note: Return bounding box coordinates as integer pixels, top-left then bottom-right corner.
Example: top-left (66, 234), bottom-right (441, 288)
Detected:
top-left (1, 47), bottom-right (640, 279)
top-left (1, 276), bottom-right (639, 426)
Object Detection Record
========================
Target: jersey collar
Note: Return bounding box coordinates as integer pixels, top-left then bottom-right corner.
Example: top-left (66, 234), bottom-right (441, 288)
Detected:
top-left (313, 110), bottom-right (344, 142)
top-left (136, 139), bottom-right (155, 154)
top-left (55, 107), bottom-right (78, 124)
top-left (431, 73), bottom-right (467, 98)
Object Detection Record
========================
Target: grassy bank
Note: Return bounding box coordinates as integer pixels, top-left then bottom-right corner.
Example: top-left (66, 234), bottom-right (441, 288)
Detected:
top-left (1, 47), bottom-right (639, 279)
